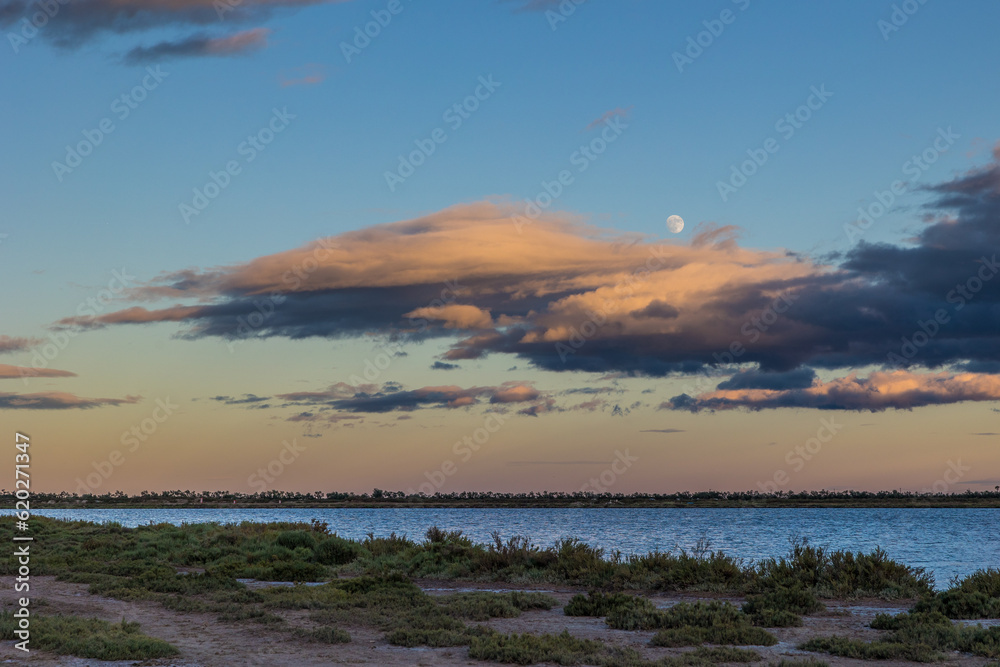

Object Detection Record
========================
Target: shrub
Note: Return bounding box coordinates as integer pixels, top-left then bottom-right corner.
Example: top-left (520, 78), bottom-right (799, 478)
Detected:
top-left (314, 535), bottom-right (362, 565)
top-left (564, 591), bottom-right (653, 618)
top-left (468, 630), bottom-right (604, 665)
top-left (275, 530), bottom-right (317, 550)
top-left (800, 635), bottom-right (940, 662)
top-left (0, 613), bottom-right (178, 660)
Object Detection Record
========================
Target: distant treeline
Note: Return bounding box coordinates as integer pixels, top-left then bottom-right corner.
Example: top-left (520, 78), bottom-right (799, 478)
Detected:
top-left (4, 488), bottom-right (1000, 508)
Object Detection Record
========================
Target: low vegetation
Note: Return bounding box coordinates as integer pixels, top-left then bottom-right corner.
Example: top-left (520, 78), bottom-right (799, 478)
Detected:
top-left (0, 612), bottom-right (178, 660)
top-left (804, 574), bottom-right (1000, 662)
top-left (5, 517), bottom-right (998, 665)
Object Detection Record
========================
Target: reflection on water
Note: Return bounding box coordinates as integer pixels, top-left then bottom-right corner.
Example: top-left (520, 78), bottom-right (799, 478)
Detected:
top-left (19, 507), bottom-right (998, 588)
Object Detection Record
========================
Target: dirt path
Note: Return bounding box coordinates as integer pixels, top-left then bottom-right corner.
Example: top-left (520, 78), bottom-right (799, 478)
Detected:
top-left (0, 577), bottom-right (994, 666)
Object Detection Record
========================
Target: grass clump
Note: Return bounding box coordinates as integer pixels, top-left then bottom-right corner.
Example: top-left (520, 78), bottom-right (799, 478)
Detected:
top-left (799, 635), bottom-right (940, 662)
top-left (768, 660), bottom-right (830, 667)
top-left (565, 591), bottom-right (656, 618)
top-left (597, 645), bottom-right (762, 667)
top-left (292, 626), bottom-right (351, 644)
top-left (468, 629), bottom-right (604, 665)
top-left (604, 600), bottom-right (778, 647)
top-left (0, 612), bottom-right (178, 660)
top-left (913, 568), bottom-right (1000, 619)
top-left (438, 591), bottom-right (557, 621)
top-left (866, 610), bottom-right (1000, 659)
top-left (742, 584), bottom-right (823, 627)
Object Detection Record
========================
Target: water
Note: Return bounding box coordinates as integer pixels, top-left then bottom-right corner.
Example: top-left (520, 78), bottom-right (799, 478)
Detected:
top-left (20, 507), bottom-right (998, 587)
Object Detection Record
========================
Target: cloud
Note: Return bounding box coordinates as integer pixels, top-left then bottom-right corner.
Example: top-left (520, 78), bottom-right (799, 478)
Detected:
top-left (404, 304), bottom-right (493, 330)
top-left (279, 63), bottom-right (325, 87)
top-left (276, 381), bottom-right (546, 414)
top-left (0, 0), bottom-right (345, 51)
top-left (0, 336), bottom-right (41, 354)
top-left (0, 364), bottom-right (76, 379)
top-left (47, 148), bottom-right (1000, 398)
top-left (716, 368), bottom-right (816, 391)
top-left (122, 28), bottom-right (270, 64)
top-left (210, 393), bottom-right (271, 408)
top-left (640, 428), bottom-right (685, 433)
top-left (431, 361), bottom-right (459, 370)
top-left (0, 391), bottom-right (140, 410)
top-left (973, 432), bottom-right (998, 436)
top-left (585, 106), bottom-right (632, 132)
top-left (665, 371), bottom-right (1000, 412)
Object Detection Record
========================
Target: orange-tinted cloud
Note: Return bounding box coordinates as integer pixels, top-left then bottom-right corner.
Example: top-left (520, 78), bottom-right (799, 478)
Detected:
top-left (0, 365), bottom-right (76, 380)
top-left (667, 371), bottom-right (1000, 412)
top-left (0, 392), bottom-right (140, 410)
top-left (49, 149), bottom-right (1000, 385)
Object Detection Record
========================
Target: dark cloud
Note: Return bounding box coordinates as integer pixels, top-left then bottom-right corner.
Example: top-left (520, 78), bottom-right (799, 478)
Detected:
top-left (47, 150), bottom-right (1000, 411)
top-left (640, 428), bottom-right (685, 433)
top-left (716, 368), bottom-right (816, 391)
top-left (665, 370), bottom-right (1000, 413)
top-left (431, 361), bottom-right (459, 370)
top-left (277, 381), bottom-right (545, 414)
top-left (0, 391), bottom-right (140, 410)
top-left (122, 28), bottom-right (269, 64)
top-left (0, 336), bottom-right (41, 354)
top-left (0, 0), bottom-right (343, 51)
top-left (630, 300), bottom-right (679, 320)
top-left (210, 393), bottom-right (270, 408)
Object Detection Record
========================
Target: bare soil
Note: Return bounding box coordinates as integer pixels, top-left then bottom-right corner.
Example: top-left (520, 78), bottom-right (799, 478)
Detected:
top-left (0, 577), bottom-right (995, 666)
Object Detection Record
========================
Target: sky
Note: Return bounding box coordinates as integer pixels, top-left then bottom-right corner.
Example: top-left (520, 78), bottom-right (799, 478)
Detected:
top-left (2, 0), bottom-right (1000, 495)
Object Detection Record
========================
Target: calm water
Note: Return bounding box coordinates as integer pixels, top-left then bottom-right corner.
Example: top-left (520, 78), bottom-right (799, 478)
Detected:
top-left (21, 508), bottom-right (998, 587)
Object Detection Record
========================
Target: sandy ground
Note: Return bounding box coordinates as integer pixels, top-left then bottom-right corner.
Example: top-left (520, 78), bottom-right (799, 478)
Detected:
top-left (0, 576), bottom-right (996, 666)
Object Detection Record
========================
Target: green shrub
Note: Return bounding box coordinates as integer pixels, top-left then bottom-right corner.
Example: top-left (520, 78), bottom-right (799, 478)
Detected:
top-left (0, 613), bottom-right (178, 660)
top-left (800, 635), bottom-right (940, 661)
top-left (650, 624), bottom-right (778, 647)
top-left (564, 591), bottom-right (653, 617)
top-left (468, 630), bottom-right (604, 665)
top-left (275, 530), bottom-right (317, 550)
top-left (314, 535), bottom-right (362, 565)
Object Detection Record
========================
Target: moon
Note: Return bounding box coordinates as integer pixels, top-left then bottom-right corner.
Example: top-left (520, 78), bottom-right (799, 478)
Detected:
top-left (666, 215), bottom-right (684, 234)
